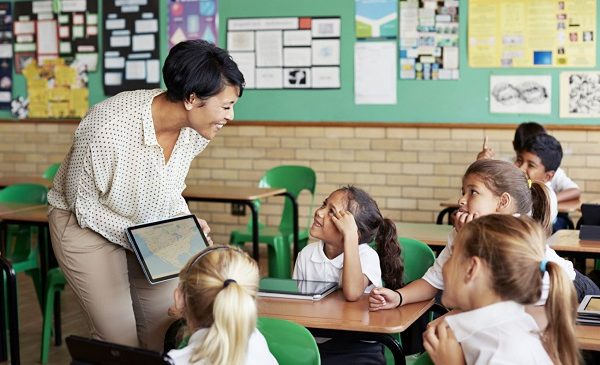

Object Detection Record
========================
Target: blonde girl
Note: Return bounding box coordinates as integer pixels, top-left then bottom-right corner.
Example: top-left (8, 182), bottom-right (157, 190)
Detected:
top-left (167, 246), bottom-right (277, 365)
top-left (369, 160), bottom-right (578, 321)
top-left (424, 215), bottom-right (579, 365)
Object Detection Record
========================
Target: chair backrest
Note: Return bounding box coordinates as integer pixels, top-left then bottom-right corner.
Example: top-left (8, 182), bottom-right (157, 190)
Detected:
top-left (258, 165), bottom-right (317, 232)
top-left (257, 317), bottom-right (320, 365)
top-left (0, 183), bottom-right (48, 204)
top-left (42, 163), bottom-right (61, 181)
top-left (66, 335), bottom-right (174, 365)
top-left (399, 237), bottom-right (436, 284)
top-left (577, 204), bottom-right (600, 229)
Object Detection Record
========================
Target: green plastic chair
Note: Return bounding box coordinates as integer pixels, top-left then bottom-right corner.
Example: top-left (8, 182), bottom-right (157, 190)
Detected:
top-left (400, 237), bottom-right (436, 284)
top-left (0, 183), bottom-right (48, 307)
top-left (40, 267), bottom-right (67, 364)
top-left (406, 352), bottom-right (433, 365)
top-left (230, 166), bottom-right (316, 278)
top-left (257, 317), bottom-right (320, 365)
top-left (42, 163), bottom-right (61, 181)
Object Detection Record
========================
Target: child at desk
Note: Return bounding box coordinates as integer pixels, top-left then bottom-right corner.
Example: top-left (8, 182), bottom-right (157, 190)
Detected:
top-left (478, 121), bottom-right (581, 203)
top-left (423, 215), bottom-right (579, 365)
top-left (293, 185), bottom-right (404, 365)
top-left (369, 159), bottom-right (591, 326)
top-left (167, 246), bottom-right (278, 365)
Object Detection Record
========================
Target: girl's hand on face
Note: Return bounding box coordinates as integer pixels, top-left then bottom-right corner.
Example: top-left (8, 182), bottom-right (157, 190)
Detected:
top-left (423, 322), bottom-right (465, 365)
top-left (453, 211), bottom-right (478, 232)
top-left (332, 210), bottom-right (359, 243)
top-left (368, 287), bottom-right (400, 311)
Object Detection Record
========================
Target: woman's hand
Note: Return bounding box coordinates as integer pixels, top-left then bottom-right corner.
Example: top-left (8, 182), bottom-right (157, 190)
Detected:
top-left (453, 211), bottom-right (478, 232)
top-left (423, 321), bottom-right (465, 365)
top-left (196, 217), bottom-right (213, 245)
top-left (368, 287), bottom-right (401, 311)
top-left (331, 210), bottom-right (359, 243)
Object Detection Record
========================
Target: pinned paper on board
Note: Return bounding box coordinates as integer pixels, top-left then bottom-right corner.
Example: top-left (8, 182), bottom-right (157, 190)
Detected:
top-left (490, 75), bottom-right (551, 115)
top-left (0, 2), bottom-right (13, 109)
top-left (560, 72), bottom-right (600, 118)
top-left (355, 0), bottom-right (397, 39)
top-left (227, 16), bottom-right (341, 89)
top-left (168, 0), bottom-right (217, 48)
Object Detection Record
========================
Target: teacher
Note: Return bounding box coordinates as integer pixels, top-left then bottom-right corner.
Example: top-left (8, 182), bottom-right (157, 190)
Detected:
top-left (47, 40), bottom-right (244, 351)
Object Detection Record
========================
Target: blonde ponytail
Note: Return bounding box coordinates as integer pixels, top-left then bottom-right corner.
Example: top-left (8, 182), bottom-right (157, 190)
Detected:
top-left (180, 246), bottom-right (259, 365)
top-left (543, 262), bottom-right (579, 365)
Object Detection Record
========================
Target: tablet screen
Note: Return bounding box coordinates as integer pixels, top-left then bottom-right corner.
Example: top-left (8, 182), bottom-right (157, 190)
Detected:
top-left (259, 278), bottom-right (337, 296)
top-left (584, 297), bottom-right (600, 312)
top-left (127, 215), bottom-right (208, 283)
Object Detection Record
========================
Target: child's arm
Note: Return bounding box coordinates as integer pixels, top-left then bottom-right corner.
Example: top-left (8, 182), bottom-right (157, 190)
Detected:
top-left (332, 210), bottom-right (369, 301)
top-left (555, 187), bottom-right (581, 202)
top-left (476, 136), bottom-right (495, 160)
top-left (369, 279), bottom-right (439, 311)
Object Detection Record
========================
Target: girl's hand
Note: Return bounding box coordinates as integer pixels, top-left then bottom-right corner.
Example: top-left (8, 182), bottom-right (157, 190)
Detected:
top-left (332, 210), bottom-right (359, 243)
top-left (453, 211), bottom-right (478, 232)
top-left (368, 287), bottom-right (401, 311)
top-left (423, 322), bottom-right (465, 365)
top-left (196, 216), bottom-right (214, 245)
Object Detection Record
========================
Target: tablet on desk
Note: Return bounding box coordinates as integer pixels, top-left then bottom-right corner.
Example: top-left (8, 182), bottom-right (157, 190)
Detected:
top-left (126, 215), bottom-right (209, 284)
top-left (66, 335), bottom-right (174, 365)
top-left (577, 295), bottom-right (600, 325)
top-left (258, 278), bottom-right (338, 301)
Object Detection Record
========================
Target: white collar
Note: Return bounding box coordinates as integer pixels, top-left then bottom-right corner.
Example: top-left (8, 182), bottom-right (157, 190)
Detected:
top-left (142, 89), bottom-right (193, 147)
top-left (445, 301), bottom-right (538, 342)
top-left (310, 241), bottom-right (344, 269)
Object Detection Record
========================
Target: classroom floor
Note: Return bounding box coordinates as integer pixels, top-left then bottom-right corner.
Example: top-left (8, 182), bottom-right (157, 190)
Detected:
top-left (0, 244), bottom-right (270, 365)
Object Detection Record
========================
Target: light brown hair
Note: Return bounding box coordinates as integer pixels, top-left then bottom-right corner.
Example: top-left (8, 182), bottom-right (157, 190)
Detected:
top-left (455, 215), bottom-right (579, 365)
top-left (179, 245), bottom-right (259, 365)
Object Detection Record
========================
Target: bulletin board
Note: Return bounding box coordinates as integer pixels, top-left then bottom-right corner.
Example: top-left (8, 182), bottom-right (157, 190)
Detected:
top-left (3, 0), bottom-right (600, 125)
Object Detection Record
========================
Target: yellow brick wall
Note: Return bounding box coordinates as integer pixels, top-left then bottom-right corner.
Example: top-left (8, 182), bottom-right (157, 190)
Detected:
top-left (1, 122), bottom-right (599, 244)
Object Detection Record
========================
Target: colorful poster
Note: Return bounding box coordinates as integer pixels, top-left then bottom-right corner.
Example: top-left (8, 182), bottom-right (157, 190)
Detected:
top-left (0, 2), bottom-right (12, 109)
top-left (399, 0), bottom-right (459, 80)
top-left (355, 0), bottom-right (397, 39)
top-left (490, 75), bottom-right (551, 114)
top-left (469, 0), bottom-right (596, 67)
top-left (169, 0), bottom-right (217, 48)
top-left (22, 58), bottom-right (89, 118)
top-left (560, 72), bottom-right (600, 118)
top-left (227, 17), bottom-right (341, 89)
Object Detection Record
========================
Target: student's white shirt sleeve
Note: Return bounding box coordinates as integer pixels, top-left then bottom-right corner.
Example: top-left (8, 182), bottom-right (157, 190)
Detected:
top-left (358, 244), bottom-right (382, 289)
top-left (550, 167), bottom-right (579, 193)
top-left (535, 245), bottom-right (576, 305)
top-left (421, 230), bottom-right (455, 290)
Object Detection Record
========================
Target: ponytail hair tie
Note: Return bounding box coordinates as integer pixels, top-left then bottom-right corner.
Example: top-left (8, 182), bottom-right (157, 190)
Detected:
top-left (223, 279), bottom-right (236, 288)
top-left (539, 259), bottom-right (548, 273)
top-left (527, 179), bottom-right (533, 189)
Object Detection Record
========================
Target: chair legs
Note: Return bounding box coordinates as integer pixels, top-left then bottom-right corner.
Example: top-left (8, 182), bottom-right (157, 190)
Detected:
top-left (40, 268), bottom-right (66, 364)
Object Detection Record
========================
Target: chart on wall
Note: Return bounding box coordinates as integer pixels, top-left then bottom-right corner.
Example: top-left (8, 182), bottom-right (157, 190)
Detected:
top-left (469, 0), bottom-right (596, 67)
top-left (13, 0), bottom-right (99, 74)
top-left (0, 2), bottom-right (12, 109)
top-left (227, 17), bottom-right (341, 89)
top-left (103, 0), bottom-right (160, 95)
top-left (168, 0), bottom-right (218, 48)
top-left (560, 72), bottom-right (600, 118)
top-left (399, 0), bottom-right (459, 80)
top-left (355, 0), bottom-right (397, 39)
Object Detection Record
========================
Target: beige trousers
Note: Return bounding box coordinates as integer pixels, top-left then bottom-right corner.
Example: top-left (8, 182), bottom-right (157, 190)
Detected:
top-left (48, 208), bottom-right (177, 351)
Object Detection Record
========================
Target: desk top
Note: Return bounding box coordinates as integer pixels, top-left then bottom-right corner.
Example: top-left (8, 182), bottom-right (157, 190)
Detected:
top-left (0, 203), bottom-right (46, 216)
top-left (0, 176), bottom-right (52, 189)
top-left (257, 290), bottom-right (434, 334)
top-left (183, 185), bottom-right (286, 201)
top-left (0, 205), bottom-right (48, 224)
top-left (397, 222), bottom-right (451, 247)
top-left (547, 230), bottom-right (600, 255)
top-left (440, 197), bottom-right (581, 213)
top-left (576, 325), bottom-right (600, 351)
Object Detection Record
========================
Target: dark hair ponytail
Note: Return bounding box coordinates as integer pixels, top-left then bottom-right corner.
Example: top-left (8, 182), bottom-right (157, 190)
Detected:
top-left (338, 185), bottom-right (404, 290)
top-left (376, 218), bottom-right (403, 290)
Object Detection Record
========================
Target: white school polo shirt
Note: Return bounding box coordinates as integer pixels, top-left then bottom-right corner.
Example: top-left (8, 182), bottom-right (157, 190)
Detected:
top-left (550, 167), bottom-right (579, 193)
top-left (422, 229), bottom-right (575, 305)
top-left (292, 241), bottom-right (382, 292)
top-left (444, 301), bottom-right (553, 365)
top-left (167, 328), bottom-right (278, 365)
top-left (48, 89), bottom-right (209, 247)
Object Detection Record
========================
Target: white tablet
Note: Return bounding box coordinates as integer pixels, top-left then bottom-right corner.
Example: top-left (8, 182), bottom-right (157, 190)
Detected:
top-left (577, 295), bottom-right (600, 316)
top-left (126, 215), bottom-right (209, 284)
top-left (258, 278), bottom-right (338, 301)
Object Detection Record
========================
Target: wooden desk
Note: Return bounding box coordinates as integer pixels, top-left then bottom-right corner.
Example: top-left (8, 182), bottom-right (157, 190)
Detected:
top-left (397, 222), bottom-right (451, 249)
top-left (258, 291), bottom-right (435, 365)
top-left (576, 325), bottom-right (600, 351)
top-left (183, 185), bottom-right (297, 263)
top-left (548, 229), bottom-right (600, 272)
top-left (0, 176), bottom-right (52, 189)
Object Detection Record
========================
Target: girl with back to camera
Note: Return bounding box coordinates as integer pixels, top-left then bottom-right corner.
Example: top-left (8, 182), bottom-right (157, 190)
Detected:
top-left (424, 215), bottom-right (579, 365)
top-left (167, 245), bottom-right (277, 365)
top-left (293, 185), bottom-right (403, 364)
top-left (369, 160), bottom-right (584, 328)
